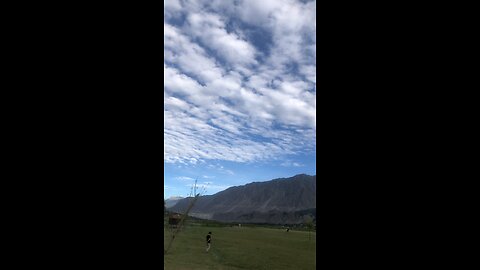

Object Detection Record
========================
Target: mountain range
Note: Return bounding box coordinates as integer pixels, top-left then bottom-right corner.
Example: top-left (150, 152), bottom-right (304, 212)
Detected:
top-left (167, 174), bottom-right (316, 224)
top-left (165, 196), bottom-right (184, 208)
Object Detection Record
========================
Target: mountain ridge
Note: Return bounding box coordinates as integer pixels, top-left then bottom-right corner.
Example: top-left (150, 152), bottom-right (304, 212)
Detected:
top-left (168, 174), bottom-right (316, 224)
top-left (165, 196), bottom-right (184, 208)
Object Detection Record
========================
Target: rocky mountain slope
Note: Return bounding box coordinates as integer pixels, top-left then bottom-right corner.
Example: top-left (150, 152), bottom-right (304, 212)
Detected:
top-left (168, 174), bottom-right (316, 224)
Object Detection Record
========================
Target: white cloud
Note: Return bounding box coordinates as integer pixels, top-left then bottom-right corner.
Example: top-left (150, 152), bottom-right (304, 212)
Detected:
top-left (164, 24), bottom-right (224, 84)
top-left (164, 65), bottom-right (203, 96)
top-left (164, 0), bottom-right (183, 19)
top-left (185, 12), bottom-right (257, 66)
top-left (164, 0), bottom-right (316, 164)
top-left (281, 160), bottom-right (304, 167)
top-left (175, 176), bottom-right (195, 181)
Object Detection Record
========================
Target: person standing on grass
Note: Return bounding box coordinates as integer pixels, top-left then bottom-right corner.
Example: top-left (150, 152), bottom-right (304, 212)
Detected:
top-left (206, 232), bottom-right (212, 252)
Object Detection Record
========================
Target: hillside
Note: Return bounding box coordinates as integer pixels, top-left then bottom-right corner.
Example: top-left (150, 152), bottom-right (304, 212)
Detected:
top-left (168, 174), bottom-right (316, 224)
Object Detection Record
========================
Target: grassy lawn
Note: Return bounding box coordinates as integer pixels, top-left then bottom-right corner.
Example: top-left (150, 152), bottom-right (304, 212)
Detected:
top-left (164, 224), bottom-right (316, 270)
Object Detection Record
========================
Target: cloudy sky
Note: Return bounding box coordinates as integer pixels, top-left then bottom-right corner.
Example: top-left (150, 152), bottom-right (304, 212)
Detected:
top-left (164, 0), bottom-right (316, 199)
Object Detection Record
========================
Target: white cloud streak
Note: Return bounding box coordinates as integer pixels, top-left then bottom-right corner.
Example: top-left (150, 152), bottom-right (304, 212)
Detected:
top-left (164, 0), bottom-right (316, 164)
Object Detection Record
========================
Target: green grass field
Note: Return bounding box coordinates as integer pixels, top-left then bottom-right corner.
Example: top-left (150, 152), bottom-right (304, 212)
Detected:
top-left (164, 224), bottom-right (316, 270)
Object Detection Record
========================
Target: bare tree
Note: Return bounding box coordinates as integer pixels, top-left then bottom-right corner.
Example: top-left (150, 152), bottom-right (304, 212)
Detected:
top-left (164, 178), bottom-right (206, 255)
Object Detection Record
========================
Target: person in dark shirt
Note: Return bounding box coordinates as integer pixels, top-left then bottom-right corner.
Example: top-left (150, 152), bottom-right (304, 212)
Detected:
top-left (206, 232), bottom-right (212, 252)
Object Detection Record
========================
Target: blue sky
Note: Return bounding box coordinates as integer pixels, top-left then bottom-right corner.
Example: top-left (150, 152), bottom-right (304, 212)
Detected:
top-left (164, 0), bottom-right (316, 199)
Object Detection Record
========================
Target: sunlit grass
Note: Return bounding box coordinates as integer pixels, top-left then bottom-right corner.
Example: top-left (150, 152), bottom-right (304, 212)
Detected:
top-left (164, 224), bottom-right (316, 270)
